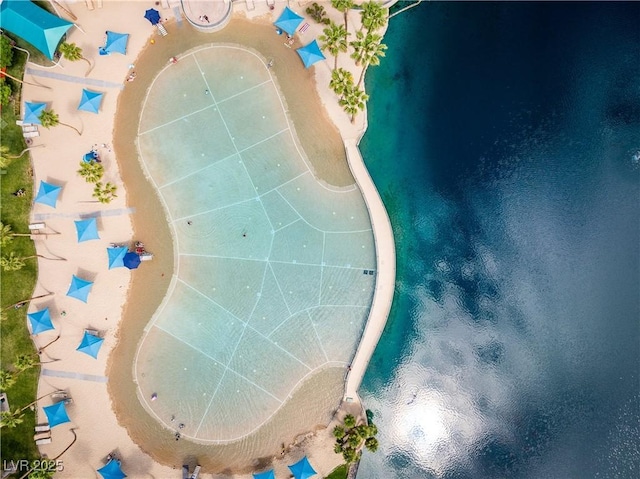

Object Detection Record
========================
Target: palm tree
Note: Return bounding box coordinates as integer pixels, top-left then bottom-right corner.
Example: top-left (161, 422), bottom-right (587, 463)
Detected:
top-left (0, 369), bottom-right (16, 390)
top-left (331, 0), bottom-right (355, 33)
top-left (14, 354), bottom-right (37, 374)
top-left (0, 144), bottom-right (45, 168)
top-left (333, 425), bottom-right (346, 439)
top-left (26, 466), bottom-right (55, 479)
top-left (1, 252), bottom-right (66, 272)
top-left (58, 42), bottom-right (93, 76)
top-left (1, 252), bottom-right (25, 271)
top-left (306, 3), bottom-right (330, 25)
top-left (0, 409), bottom-right (25, 429)
top-left (347, 432), bottom-right (361, 448)
top-left (39, 109), bottom-right (82, 136)
top-left (17, 429), bottom-right (78, 479)
top-left (0, 69), bottom-right (50, 89)
top-left (77, 160), bottom-right (104, 183)
top-left (343, 414), bottom-right (357, 429)
top-left (0, 222), bottom-right (14, 247)
top-left (319, 22), bottom-right (349, 71)
top-left (365, 436), bottom-right (379, 453)
top-left (93, 182), bottom-right (118, 204)
top-left (0, 145), bottom-right (11, 169)
top-left (350, 31), bottom-right (387, 87)
top-left (1, 292), bottom-right (54, 313)
top-left (342, 446), bottom-right (360, 464)
top-left (14, 352), bottom-right (59, 372)
top-left (0, 80), bottom-right (11, 107)
top-left (339, 84), bottom-right (369, 123)
top-left (329, 68), bottom-right (354, 99)
top-left (0, 222), bottom-right (34, 246)
top-left (360, 1), bottom-right (388, 33)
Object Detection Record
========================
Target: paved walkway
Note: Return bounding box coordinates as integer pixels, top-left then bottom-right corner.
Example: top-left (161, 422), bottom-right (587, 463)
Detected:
top-left (26, 67), bottom-right (124, 90)
top-left (33, 207), bottom-right (136, 221)
top-left (42, 368), bottom-right (108, 383)
top-left (343, 139), bottom-right (396, 402)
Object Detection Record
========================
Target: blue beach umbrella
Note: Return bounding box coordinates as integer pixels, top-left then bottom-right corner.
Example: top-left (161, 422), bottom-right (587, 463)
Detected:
top-left (75, 218), bottom-right (100, 242)
top-left (42, 402), bottom-right (71, 428)
top-left (144, 8), bottom-right (161, 25)
top-left (104, 31), bottom-right (129, 55)
top-left (253, 470), bottom-right (275, 479)
top-left (27, 308), bottom-right (55, 335)
top-left (274, 6), bottom-right (304, 36)
top-left (296, 40), bottom-right (326, 69)
top-left (66, 275), bottom-right (93, 303)
top-left (77, 89), bottom-right (104, 114)
top-left (97, 459), bottom-right (127, 479)
top-left (123, 252), bottom-right (141, 270)
top-left (288, 456), bottom-right (317, 479)
top-left (83, 151), bottom-right (99, 162)
top-left (24, 101), bottom-right (46, 124)
top-left (76, 331), bottom-right (104, 359)
top-left (107, 246), bottom-right (128, 269)
top-left (34, 181), bottom-right (62, 208)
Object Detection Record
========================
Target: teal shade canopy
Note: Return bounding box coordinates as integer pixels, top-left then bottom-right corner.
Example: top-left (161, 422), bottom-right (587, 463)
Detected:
top-left (104, 31), bottom-right (129, 55)
top-left (27, 308), bottom-right (54, 335)
top-left (35, 181), bottom-right (62, 208)
top-left (78, 89), bottom-right (104, 113)
top-left (76, 331), bottom-right (104, 359)
top-left (274, 6), bottom-right (303, 36)
top-left (43, 401), bottom-right (71, 428)
top-left (253, 470), bottom-right (275, 479)
top-left (107, 246), bottom-right (128, 269)
top-left (296, 40), bottom-right (326, 69)
top-left (24, 101), bottom-right (46, 124)
top-left (288, 456), bottom-right (317, 479)
top-left (0, 0), bottom-right (73, 60)
top-left (97, 459), bottom-right (126, 479)
top-left (66, 275), bottom-right (93, 302)
top-left (75, 217), bottom-right (100, 242)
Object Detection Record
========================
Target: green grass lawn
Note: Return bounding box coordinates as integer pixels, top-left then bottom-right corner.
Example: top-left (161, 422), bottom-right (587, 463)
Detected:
top-left (1, 33), bottom-right (46, 466)
top-left (326, 464), bottom-right (349, 479)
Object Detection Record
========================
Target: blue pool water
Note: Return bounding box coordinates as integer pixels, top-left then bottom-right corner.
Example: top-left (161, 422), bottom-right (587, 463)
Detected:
top-left (358, 2), bottom-right (639, 478)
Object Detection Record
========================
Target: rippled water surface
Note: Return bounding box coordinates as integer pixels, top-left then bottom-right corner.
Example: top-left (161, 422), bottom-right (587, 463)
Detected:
top-left (358, 2), bottom-right (639, 478)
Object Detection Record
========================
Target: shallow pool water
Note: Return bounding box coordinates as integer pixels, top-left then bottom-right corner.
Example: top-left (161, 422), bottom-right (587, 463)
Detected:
top-left (134, 46), bottom-right (376, 442)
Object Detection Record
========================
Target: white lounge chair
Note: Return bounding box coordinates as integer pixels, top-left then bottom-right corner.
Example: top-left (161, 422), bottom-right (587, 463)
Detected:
top-left (35, 437), bottom-right (52, 445)
top-left (157, 24), bottom-right (168, 36)
top-left (35, 424), bottom-right (50, 433)
top-left (51, 391), bottom-right (68, 399)
top-left (189, 465), bottom-right (201, 479)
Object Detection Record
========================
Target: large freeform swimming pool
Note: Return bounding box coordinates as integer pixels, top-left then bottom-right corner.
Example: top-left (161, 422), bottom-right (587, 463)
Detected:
top-left (133, 46), bottom-right (376, 442)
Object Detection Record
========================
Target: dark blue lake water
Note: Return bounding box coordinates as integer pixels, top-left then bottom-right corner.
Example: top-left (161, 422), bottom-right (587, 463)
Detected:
top-left (358, 2), bottom-right (640, 478)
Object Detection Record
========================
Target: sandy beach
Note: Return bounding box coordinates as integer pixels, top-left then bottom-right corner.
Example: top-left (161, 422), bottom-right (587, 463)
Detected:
top-left (20, 1), bottom-right (394, 477)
